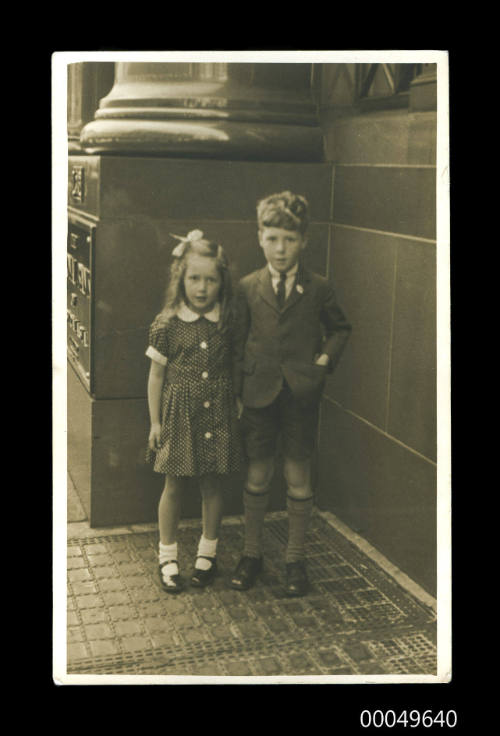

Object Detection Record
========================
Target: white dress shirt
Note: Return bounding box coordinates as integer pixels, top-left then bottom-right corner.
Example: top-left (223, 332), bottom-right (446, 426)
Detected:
top-left (268, 262), bottom-right (299, 301)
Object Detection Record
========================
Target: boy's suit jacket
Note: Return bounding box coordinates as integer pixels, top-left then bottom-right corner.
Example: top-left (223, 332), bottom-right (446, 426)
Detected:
top-left (233, 264), bottom-right (351, 408)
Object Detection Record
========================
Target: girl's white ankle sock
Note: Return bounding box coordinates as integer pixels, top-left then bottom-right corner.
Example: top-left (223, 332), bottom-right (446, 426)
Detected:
top-left (159, 541), bottom-right (178, 576)
top-left (195, 535), bottom-right (218, 570)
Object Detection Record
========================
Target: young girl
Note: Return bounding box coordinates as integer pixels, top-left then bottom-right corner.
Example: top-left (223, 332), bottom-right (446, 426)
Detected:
top-left (146, 229), bottom-right (241, 593)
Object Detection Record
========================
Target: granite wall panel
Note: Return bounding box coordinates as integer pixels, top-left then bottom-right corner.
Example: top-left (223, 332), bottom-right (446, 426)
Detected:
top-left (317, 398), bottom-right (437, 595)
top-left (97, 158), bottom-right (334, 222)
top-left (324, 110), bottom-right (411, 165)
top-left (320, 110), bottom-right (436, 166)
top-left (333, 165), bottom-right (436, 240)
top-left (387, 241), bottom-right (437, 460)
top-left (324, 225), bottom-right (396, 429)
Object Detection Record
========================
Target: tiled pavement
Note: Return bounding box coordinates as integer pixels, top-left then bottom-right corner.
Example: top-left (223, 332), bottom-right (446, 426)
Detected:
top-left (65, 482), bottom-right (437, 678)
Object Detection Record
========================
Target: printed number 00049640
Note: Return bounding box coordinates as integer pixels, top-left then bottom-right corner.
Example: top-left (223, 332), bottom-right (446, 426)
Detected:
top-left (360, 710), bottom-right (457, 728)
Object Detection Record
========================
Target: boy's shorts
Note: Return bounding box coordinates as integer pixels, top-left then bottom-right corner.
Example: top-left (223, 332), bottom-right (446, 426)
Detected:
top-left (241, 381), bottom-right (320, 461)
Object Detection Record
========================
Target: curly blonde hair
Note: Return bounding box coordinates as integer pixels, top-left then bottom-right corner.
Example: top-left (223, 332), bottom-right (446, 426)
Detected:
top-left (257, 191), bottom-right (309, 235)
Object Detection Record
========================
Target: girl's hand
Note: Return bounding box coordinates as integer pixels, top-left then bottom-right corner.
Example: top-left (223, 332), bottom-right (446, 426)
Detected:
top-left (235, 397), bottom-right (244, 419)
top-left (148, 422), bottom-right (162, 451)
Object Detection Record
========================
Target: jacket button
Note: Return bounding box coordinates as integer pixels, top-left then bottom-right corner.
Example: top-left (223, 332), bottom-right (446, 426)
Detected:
top-left (201, 371), bottom-right (208, 379)
top-left (203, 401), bottom-right (210, 408)
top-left (204, 431), bottom-right (212, 439)
top-left (200, 341), bottom-right (208, 349)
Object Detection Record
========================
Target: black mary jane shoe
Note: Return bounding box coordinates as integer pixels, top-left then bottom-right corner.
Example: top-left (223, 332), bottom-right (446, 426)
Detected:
top-left (285, 560), bottom-right (309, 597)
top-left (229, 555), bottom-right (263, 591)
top-left (159, 560), bottom-right (184, 594)
top-left (190, 556), bottom-right (217, 588)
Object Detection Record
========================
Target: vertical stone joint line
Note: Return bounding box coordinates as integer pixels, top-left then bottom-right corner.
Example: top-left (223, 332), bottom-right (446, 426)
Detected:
top-left (385, 244), bottom-right (399, 432)
top-left (327, 164), bottom-right (336, 280)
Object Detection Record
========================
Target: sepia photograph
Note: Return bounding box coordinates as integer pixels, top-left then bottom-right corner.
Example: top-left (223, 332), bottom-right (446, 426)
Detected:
top-left (53, 50), bottom-right (450, 686)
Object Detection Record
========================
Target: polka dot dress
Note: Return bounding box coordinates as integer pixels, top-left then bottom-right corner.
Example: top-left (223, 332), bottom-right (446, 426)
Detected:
top-left (145, 312), bottom-right (242, 477)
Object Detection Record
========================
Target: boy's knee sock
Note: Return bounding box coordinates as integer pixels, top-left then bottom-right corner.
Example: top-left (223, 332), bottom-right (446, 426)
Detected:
top-left (286, 495), bottom-right (314, 563)
top-left (243, 488), bottom-right (270, 559)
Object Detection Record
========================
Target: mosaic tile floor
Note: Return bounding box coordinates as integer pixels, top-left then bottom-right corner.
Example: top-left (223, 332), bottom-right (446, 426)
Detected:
top-left (67, 515), bottom-right (436, 676)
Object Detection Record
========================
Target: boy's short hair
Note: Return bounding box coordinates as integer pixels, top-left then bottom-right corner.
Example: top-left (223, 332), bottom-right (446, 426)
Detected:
top-left (257, 191), bottom-right (309, 235)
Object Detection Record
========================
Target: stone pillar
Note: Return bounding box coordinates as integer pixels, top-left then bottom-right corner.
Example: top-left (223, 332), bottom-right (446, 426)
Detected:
top-left (67, 62), bottom-right (115, 153)
top-left (79, 62), bottom-right (323, 161)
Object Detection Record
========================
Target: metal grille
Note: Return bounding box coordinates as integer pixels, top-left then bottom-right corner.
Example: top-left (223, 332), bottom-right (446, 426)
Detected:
top-left (67, 515), bottom-right (436, 676)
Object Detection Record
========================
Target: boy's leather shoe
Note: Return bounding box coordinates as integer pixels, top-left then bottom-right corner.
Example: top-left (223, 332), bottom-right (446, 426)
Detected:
top-left (229, 556), bottom-right (263, 590)
top-left (285, 560), bottom-right (309, 597)
top-left (191, 557), bottom-right (217, 588)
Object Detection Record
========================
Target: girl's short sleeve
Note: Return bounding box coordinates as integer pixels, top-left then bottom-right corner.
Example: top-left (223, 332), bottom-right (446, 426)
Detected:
top-left (145, 318), bottom-right (169, 366)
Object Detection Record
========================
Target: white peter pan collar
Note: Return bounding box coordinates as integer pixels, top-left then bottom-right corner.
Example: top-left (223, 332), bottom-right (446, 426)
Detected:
top-left (176, 301), bottom-right (220, 323)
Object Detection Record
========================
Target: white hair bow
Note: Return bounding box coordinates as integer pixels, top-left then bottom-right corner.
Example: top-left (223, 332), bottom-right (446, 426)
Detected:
top-left (170, 229), bottom-right (204, 257)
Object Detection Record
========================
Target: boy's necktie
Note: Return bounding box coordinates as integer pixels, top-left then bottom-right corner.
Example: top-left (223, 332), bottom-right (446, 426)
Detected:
top-left (276, 272), bottom-right (287, 308)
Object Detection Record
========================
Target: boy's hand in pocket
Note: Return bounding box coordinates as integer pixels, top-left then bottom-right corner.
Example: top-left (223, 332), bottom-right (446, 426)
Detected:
top-left (148, 422), bottom-right (162, 451)
top-left (314, 353), bottom-right (330, 367)
top-left (235, 397), bottom-right (244, 419)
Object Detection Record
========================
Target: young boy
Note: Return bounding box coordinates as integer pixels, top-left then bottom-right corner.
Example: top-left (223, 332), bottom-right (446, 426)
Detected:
top-left (230, 191), bottom-right (351, 597)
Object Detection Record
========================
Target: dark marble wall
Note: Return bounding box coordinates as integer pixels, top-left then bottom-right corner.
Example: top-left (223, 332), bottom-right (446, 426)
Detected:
top-left (316, 88), bottom-right (437, 595)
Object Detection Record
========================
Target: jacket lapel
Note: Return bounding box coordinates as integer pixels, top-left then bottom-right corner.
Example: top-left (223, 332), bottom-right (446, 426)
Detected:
top-left (280, 265), bottom-right (310, 315)
top-left (257, 264), bottom-right (311, 314)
